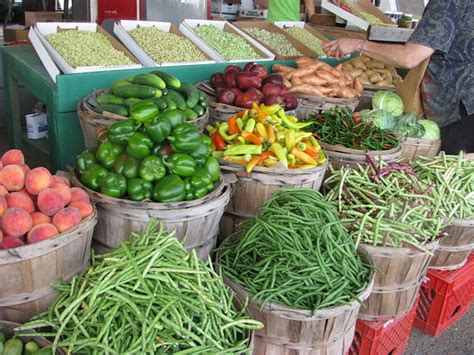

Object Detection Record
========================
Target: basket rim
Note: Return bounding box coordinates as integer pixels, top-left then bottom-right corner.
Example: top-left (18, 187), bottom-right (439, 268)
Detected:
top-left (320, 141), bottom-right (402, 155)
top-left (219, 159), bottom-right (329, 176)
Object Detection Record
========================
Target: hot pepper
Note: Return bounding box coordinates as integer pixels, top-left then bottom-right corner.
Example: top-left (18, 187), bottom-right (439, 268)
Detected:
top-left (291, 147), bottom-right (317, 166)
top-left (218, 122), bottom-right (238, 142)
top-left (96, 141), bottom-right (124, 169)
top-left (236, 118), bottom-right (244, 131)
top-left (113, 154), bottom-right (139, 179)
top-left (267, 125), bottom-right (276, 144)
top-left (212, 132), bottom-right (226, 151)
top-left (241, 130), bottom-right (262, 145)
top-left (246, 156), bottom-right (261, 173)
top-left (270, 143), bottom-right (288, 168)
top-left (244, 118), bottom-right (256, 132)
top-left (127, 178), bottom-right (153, 201)
top-left (278, 110), bottom-right (312, 130)
top-left (285, 129), bottom-right (296, 151)
top-left (202, 157), bottom-right (221, 182)
top-left (145, 117), bottom-right (172, 144)
top-left (228, 117), bottom-right (240, 135)
top-left (224, 144), bottom-right (263, 156)
top-left (76, 150), bottom-right (97, 175)
top-left (255, 123), bottom-right (268, 140)
top-left (129, 99), bottom-right (159, 123)
top-left (168, 124), bottom-right (201, 153)
top-left (152, 175), bottom-right (186, 202)
top-left (163, 153), bottom-right (197, 177)
top-left (139, 156), bottom-right (166, 182)
top-left (100, 172), bottom-right (127, 198)
top-left (260, 104), bottom-right (281, 116)
top-left (80, 164), bottom-right (108, 191)
top-left (107, 119), bottom-right (136, 145)
top-left (126, 132), bottom-right (154, 160)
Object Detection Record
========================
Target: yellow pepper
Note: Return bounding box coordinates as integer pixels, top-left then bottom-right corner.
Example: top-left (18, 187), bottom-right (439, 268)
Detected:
top-left (256, 123), bottom-right (268, 140)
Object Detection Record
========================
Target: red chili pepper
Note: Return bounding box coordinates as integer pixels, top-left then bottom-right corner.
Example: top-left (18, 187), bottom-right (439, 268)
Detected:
top-left (311, 133), bottom-right (321, 139)
top-left (260, 151), bottom-right (275, 159)
top-left (212, 132), bottom-right (226, 151)
top-left (228, 117), bottom-right (240, 135)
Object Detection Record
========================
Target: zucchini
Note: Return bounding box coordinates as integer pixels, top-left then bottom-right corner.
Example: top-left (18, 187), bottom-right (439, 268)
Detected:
top-left (166, 90), bottom-right (187, 111)
top-left (162, 96), bottom-right (177, 111)
top-left (110, 76), bottom-right (134, 91)
top-left (133, 73), bottom-right (166, 90)
top-left (124, 98), bottom-right (141, 107)
top-left (183, 108), bottom-right (199, 121)
top-left (2, 338), bottom-right (23, 355)
top-left (178, 83), bottom-right (199, 109)
top-left (94, 104), bottom-right (129, 117)
top-left (96, 94), bottom-right (125, 106)
top-left (113, 84), bottom-right (156, 98)
top-left (151, 71), bottom-right (181, 90)
top-left (193, 104), bottom-right (205, 117)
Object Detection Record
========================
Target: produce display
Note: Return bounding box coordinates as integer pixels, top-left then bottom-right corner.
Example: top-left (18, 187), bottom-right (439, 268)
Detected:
top-left (18, 221), bottom-right (262, 353)
top-left (210, 104), bottom-right (327, 171)
top-left (128, 26), bottom-right (208, 64)
top-left (218, 189), bottom-right (371, 312)
top-left (359, 12), bottom-right (391, 26)
top-left (45, 30), bottom-right (134, 67)
top-left (209, 62), bottom-right (298, 110)
top-left (272, 57), bottom-right (363, 99)
top-left (283, 27), bottom-right (325, 57)
top-left (77, 113), bottom-right (220, 202)
top-left (243, 27), bottom-right (302, 57)
top-left (342, 56), bottom-right (402, 87)
top-left (0, 333), bottom-right (48, 355)
top-left (414, 153), bottom-right (474, 219)
top-left (194, 25), bottom-right (261, 61)
top-left (325, 157), bottom-right (444, 249)
top-left (94, 72), bottom-right (208, 122)
top-left (304, 106), bottom-right (399, 151)
top-left (0, 149), bottom-right (93, 249)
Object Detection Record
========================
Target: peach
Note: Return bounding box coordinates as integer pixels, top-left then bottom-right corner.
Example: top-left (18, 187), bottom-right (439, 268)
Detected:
top-left (0, 236), bottom-right (25, 250)
top-left (31, 211), bottom-right (51, 225)
top-left (37, 188), bottom-right (65, 216)
top-left (5, 192), bottom-right (35, 213)
top-left (0, 185), bottom-right (7, 197)
top-left (52, 207), bottom-right (82, 233)
top-left (25, 167), bottom-right (53, 195)
top-left (51, 183), bottom-right (71, 205)
top-left (0, 165), bottom-right (25, 191)
top-left (0, 229), bottom-right (2, 241)
top-left (53, 175), bottom-right (70, 186)
top-left (69, 200), bottom-right (93, 218)
top-left (1, 207), bottom-right (33, 237)
top-left (70, 187), bottom-right (90, 203)
top-left (18, 164), bottom-right (31, 176)
top-left (0, 161), bottom-right (3, 169)
top-left (26, 223), bottom-right (59, 244)
top-left (2, 149), bottom-right (25, 166)
top-left (0, 196), bottom-right (6, 217)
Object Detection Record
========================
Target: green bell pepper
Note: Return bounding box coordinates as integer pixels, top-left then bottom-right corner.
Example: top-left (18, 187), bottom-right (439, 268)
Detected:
top-left (152, 175), bottom-right (186, 202)
top-left (139, 156), bottom-right (166, 182)
top-left (163, 153), bottom-right (196, 177)
top-left (100, 172), bottom-right (127, 198)
top-left (184, 168), bottom-right (214, 200)
top-left (168, 124), bottom-right (201, 153)
top-left (76, 150), bottom-right (97, 175)
top-left (81, 164), bottom-right (108, 191)
top-left (189, 136), bottom-right (212, 166)
top-left (96, 141), bottom-right (124, 169)
top-left (152, 144), bottom-right (172, 157)
top-left (127, 178), bottom-right (153, 201)
top-left (202, 157), bottom-right (221, 182)
top-left (129, 99), bottom-right (159, 123)
top-left (145, 117), bottom-right (171, 144)
top-left (113, 154), bottom-right (139, 179)
top-left (107, 119), bottom-right (136, 145)
top-left (126, 132), bottom-right (154, 159)
top-left (161, 109), bottom-right (186, 129)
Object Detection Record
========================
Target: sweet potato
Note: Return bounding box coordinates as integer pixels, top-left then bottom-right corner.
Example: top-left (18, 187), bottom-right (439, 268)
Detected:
top-left (291, 76), bottom-right (303, 85)
top-left (301, 76), bottom-right (327, 86)
top-left (296, 57), bottom-right (315, 67)
top-left (316, 86), bottom-right (334, 95)
top-left (283, 79), bottom-right (292, 88)
top-left (339, 87), bottom-right (358, 99)
top-left (272, 64), bottom-right (294, 73)
top-left (316, 70), bottom-right (339, 85)
top-left (288, 84), bottom-right (323, 97)
top-left (291, 64), bottom-right (321, 78)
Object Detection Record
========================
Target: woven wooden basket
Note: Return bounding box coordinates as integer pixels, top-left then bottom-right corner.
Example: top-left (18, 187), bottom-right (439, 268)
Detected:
top-left (400, 137), bottom-right (441, 161)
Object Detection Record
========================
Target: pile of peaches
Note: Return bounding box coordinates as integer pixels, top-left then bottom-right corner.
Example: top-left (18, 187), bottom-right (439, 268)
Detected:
top-left (0, 149), bottom-right (93, 250)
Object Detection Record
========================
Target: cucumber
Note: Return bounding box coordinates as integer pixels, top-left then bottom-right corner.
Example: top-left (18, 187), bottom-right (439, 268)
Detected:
top-left (113, 84), bottom-right (156, 98)
top-left (124, 98), bottom-right (141, 107)
top-left (96, 94), bottom-right (125, 106)
top-left (183, 108), bottom-right (199, 121)
top-left (133, 73), bottom-right (166, 90)
top-left (193, 104), bottom-right (205, 117)
top-left (199, 99), bottom-right (208, 109)
top-left (0, 343), bottom-right (3, 354)
top-left (178, 83), bottom-right (199, 109)
top-left (166, 90), bottom-right (187, 111)
top-left (161, 88), bottom-right (168, 96)
top-left (94, 104), bottom-right (129, 117)
top-left (2, 338), bottom-right (23, 355)
top-left (110, 76), bottom-right (134, 91)
top-left (0, 331), bottom-right (5, 343)
top-left (151, 98), bottom-right (168, 111)
top-left (154, 89), bottom-right (163, 98)
top-left (198, 90), bottom-right (206, 102)
top-left (24, 341), bottom-right (40, 355)
top-left (162, 96), bottom-right (177, 111)
top-left (150, 71), bottom-right (181, 90)
top-left (32, 348), bottom-right (54, 355)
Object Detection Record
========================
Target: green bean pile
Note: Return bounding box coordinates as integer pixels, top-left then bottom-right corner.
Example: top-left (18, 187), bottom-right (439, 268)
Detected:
top-left (245, 27), bottom-right (302, 57)
top-left (413, 152), bottom-right (474, 219)
top-left (17, 221), bottom-right (261, 354)
top-left (218, 189), bottom-right (371, 313)
top-left (325, 157), bottom-right (444, 249)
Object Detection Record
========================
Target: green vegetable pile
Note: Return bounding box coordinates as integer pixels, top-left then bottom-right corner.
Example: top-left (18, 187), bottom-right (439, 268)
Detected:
top-left (128, 26), bottom-right (207, 64)
top-left (244, 27), bottom-right (302, 57)
top-left (414, 152), bottom-right (474, 219)
top-left (17, 221), bottom-right (262, 354)
top-left (305, 106), bottom-right (399, 151)
top-left (219, 189), bottom-right (371, 313)
top-left (284, 27), bottom-right (325, 56)
top-left (325, 157), bottom-right (444, 249)
top-left (46, 30), bottom-right (134, 67)
top-left (194, 25), bottom-right (261, 61)
top-left (0, 332), bottom-right (47, 355)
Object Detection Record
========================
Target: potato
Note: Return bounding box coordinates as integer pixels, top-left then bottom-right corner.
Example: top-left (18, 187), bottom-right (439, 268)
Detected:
top-left (376, 79), bottom-right (394, 87)
top-left (367, 61), bottom-right (385, 69)
top-left (360, 56), bottom-right (372, 63)
top-left (352, 59), bottom-right (366, 70)
top-left (344, 63), bottom-right (355, 71)
top-left (369, 72), bottom-right (383, 83)
top-left (350, 69), bottom-right (363, 77)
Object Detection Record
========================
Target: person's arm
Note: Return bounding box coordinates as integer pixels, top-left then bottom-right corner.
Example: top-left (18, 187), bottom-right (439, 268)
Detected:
top-left (304, 0), bottom-right (315, 20)
top-left (254, 0), bottom-right (268, 8)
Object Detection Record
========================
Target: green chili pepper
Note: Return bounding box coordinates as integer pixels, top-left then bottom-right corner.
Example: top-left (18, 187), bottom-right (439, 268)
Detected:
top-left (139, 156), bottom-right (166, 182)
top-left (113, 154), bottom-right (139, 179)
top-left (76, 150), bottom-right (97, 175)
top-left (107, 119), bottom-right (136, 145)
top-left (80, 164), bottom-right (108, 191)
top-left (279, 110), bottom-right (312, 130)
top-left (126, 132), bottom-right (154, 159)
top-left (270, 142), bottom-right (288, 168)
top-left (167, 124), bottom-right (201, 153)
top-left (100, 172), bottom-right (127, 198)
top-left (152, 174), bottom-right (186, 202)
top-left (129, 99), bottom-right (159, 123)
top-left (96, 141), bottom-right (124, 169)
top-left (224, 144), bottom-right (262, 156)
top-left (244, 118), bottom-right (256, 132)
top-left (163, 153), bottom-right (197, 177)
top-left (218, 123), bottom-right (238, 142)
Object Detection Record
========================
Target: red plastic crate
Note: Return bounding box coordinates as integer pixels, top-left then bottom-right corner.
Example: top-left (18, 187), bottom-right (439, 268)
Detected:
top-left (414, 254), bottom-right (474, 337)
top-left (348, 299), bottom-right (418, 355)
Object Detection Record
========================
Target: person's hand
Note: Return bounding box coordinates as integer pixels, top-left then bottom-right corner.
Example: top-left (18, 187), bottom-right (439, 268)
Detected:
top-left (322, 39), bottom-right (366, 59)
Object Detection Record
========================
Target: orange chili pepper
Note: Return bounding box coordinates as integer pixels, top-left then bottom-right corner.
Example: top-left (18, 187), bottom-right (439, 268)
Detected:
top-left (257, 111), bottom-right (267, 122)
top-left (241, 130), bottom-right (262, 145)
top-left (212, 132), bottom-right (227, 151)
top-left (267, 125), bottom-right (276, 143)
top-left (246, 156), bottom-right (261, 173)
top-left (237, 111), bottom-right (245, 118)
top-left (291, 147), bottom-right (317, 165)
top-left (260, 151), bottom-right (275, 159)
top-left (252, 102), bottom-right (260, 112)
top-left (304, 146), bottom-right (319, 159)
top-left (288, 163), bottom-right (304, 169)
top-left (223, 156), bottom-right (247, 164)
top-left (228, 117), bottom-right (240, 135)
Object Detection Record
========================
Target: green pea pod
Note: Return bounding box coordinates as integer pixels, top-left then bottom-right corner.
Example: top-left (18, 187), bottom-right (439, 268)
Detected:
top-left (167, 124), bottom-right (201, 153)
top-left (127, 178), bottom-right (153, 201)
top-left (139, 156), bottom-right (166, 182)
top-left (145, 117), bottom-right (172, 144)
top-left (126, 132), bottom-right (154, 159)
top-left (107, 119), bottom-right (136, 145)
top-left (152, 174), bottom-right (186, 202)
top-left (81, 164), bottom-right (108, 191)
top-left (76, 150), bottom-right (97, 175)
top-left (163, 153), bottom-right (196, 177)
top-left (113, 154), bottom-right (139, 179)
top-left (203, 156), bottom-right (221, 182)
top-left (96, 141), bottom-right (124, 169)
top-left (160, 109), bottom-right (186, 129)
top-left (130, 99), bottom-right (159, 123)
top-left (100, 172), bottom-right (127, 198)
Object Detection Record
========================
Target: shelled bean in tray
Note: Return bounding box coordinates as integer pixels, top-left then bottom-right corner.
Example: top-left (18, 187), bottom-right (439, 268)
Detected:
top-left (218, 189), bottom-right (372, 313)
top-left (324, 157), bottom-right (445, 250)
top-left (244, 27), bottom-right (302, 57)
top-left (284, 27), bottom-right (325, 56)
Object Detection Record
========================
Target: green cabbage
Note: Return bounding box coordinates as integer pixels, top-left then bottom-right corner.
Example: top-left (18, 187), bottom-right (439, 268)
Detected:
top-left (372, 91), bottom-right (404, 117)
top-left (418, 119), bottom-right (441, 140)
top-left (360, 109), bottom-right (397, 130)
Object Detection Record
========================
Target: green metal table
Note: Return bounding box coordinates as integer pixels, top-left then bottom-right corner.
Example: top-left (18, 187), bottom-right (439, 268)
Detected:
top-left (1, 46), bottom-right (341, 170)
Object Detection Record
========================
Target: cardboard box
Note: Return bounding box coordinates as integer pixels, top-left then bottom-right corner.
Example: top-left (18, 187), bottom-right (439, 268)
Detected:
top-left (238, 9), bottom-right (268, 19)
top-left (114, 20), bottom-right (215, 67)
top-left (25, 11), bottom-right (63, 27)
top-left (309, 14), bottom-right (336, 26)
top-left (3, 26), bottom-right (30, 42)
top-left (273, 21), bottom-right (330, 57)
